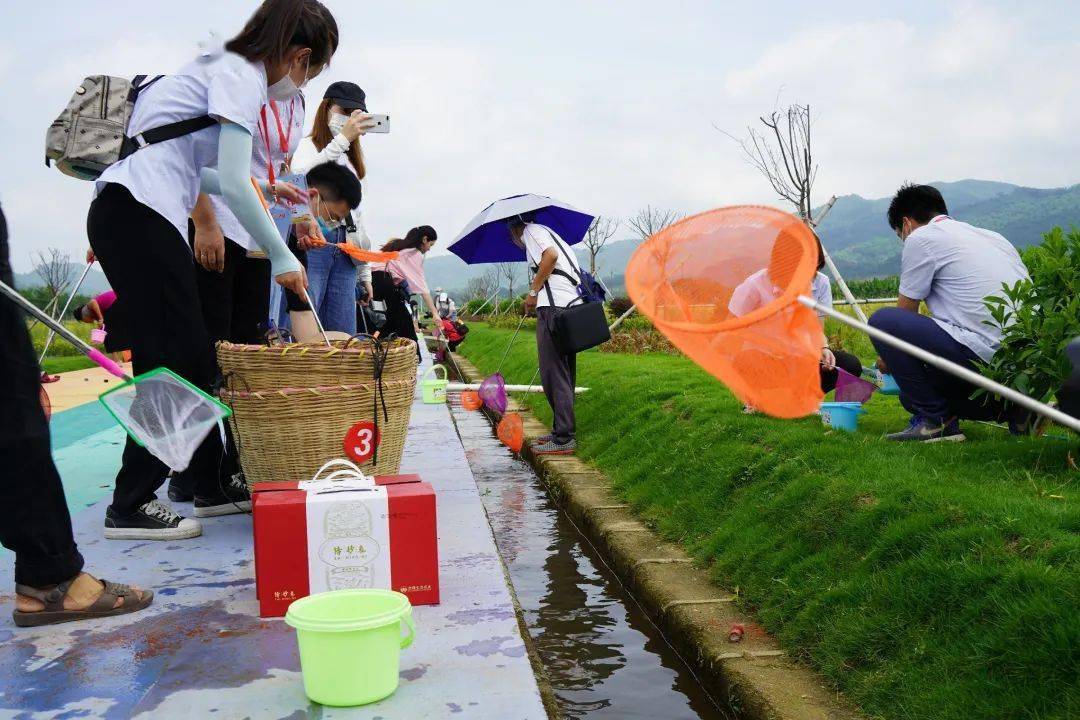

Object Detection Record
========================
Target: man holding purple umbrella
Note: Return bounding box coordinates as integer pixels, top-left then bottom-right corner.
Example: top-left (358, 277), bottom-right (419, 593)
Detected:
top-left (509, 214), bottom-right (582, 455)
top-left (449, 194), bottom-right (600, 456)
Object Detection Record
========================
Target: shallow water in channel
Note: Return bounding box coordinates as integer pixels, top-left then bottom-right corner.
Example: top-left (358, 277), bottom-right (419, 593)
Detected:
top-left (449, 395), bottom-right (734, 719)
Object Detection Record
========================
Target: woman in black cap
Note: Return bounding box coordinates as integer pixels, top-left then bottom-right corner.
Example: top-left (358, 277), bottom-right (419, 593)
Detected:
top-left (290, 82), bottom-right (377, 336)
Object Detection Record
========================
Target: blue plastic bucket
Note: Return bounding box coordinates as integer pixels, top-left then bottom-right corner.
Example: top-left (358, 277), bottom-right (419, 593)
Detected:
top-left (879, 373), bottom-right (900, 395)
top-left (819, 401), bottom-right (866, 432)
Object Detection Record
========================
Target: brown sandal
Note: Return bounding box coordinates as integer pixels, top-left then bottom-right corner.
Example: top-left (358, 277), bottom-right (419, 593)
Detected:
top-left (13, 576), bottom-right (154, 628)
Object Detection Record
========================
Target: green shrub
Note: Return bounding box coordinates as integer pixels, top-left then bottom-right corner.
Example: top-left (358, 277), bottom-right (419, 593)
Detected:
top-left (842, 275), bottom-right (899, 299)
top-left (983, 226), bottom-right (1080, 403)
top-left (607, 295), bottom-right (634, 317)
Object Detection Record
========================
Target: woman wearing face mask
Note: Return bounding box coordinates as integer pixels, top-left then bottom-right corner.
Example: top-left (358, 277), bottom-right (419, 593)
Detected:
top-left (167, 89), bottom-right (305, 505)
top-left (370, 226), bottom-right (443, 361)
top-left (292, 82), bottom-right (377, 332)
top-left (188, 92), bottom-right (305, 344)
top-left (86, 0), bottom-right (337, 541)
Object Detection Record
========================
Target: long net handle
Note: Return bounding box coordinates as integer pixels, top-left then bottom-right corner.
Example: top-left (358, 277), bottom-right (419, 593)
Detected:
top-left (496, 315), bottom-right (527, 373)
top-left (38, 261), bottom-right (94, 364)
top-left (807, 195), bottom-right (868, 324)
top-left (609, 303), bottom-right (637, 332)
top-left (1, 279), bottom-right (106, 361)
top-left (800, 296), bottom-right (1080, 433)
top-left (301, 290), bottom-right (333, 347)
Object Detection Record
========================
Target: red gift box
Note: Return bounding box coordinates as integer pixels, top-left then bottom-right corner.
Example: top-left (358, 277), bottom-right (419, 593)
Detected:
top-left (252, 472), bottom-right (439, 617)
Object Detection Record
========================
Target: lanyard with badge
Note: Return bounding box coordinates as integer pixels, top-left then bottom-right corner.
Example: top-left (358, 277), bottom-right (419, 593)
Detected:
top-left (258, 98), bottom-right (296, 199)
top-left (250, 98), bottom-right (297, 259)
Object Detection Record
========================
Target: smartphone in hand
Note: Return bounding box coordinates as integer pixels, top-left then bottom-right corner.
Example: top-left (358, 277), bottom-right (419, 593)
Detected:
top-left (366, 114), bottom-right (390, 134)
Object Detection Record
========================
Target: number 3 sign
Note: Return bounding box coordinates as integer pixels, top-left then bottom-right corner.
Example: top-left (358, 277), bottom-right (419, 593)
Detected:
top-left (343, 421), bottom-right (381, 464)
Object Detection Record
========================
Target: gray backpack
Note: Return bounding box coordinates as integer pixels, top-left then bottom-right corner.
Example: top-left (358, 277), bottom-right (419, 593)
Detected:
top-left (45, 75), bottom-right (215, 180)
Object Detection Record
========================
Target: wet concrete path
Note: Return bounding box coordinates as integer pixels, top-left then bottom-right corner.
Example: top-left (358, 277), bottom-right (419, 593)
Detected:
top-left (0, 350), bottom-right (546, 719)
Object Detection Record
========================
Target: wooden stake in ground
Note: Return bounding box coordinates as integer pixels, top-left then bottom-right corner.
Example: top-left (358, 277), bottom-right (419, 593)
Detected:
top-left (808, 196), bottom-right (869, 323)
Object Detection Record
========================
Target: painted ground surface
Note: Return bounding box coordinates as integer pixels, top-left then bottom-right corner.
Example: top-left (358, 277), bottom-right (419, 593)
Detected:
top-left (0, 351), bottom-right (545, 720)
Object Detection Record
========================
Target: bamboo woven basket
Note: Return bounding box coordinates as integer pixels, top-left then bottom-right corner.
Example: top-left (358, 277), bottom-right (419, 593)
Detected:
top-left (217, 338), bottom-right (418, 391)
top-left (221, 377), bottom-right (416, 487)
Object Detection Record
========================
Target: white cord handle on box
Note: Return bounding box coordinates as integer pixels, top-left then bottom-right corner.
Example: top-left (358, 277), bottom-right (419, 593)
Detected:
top-left (308, 458), bottom-right (376, 486)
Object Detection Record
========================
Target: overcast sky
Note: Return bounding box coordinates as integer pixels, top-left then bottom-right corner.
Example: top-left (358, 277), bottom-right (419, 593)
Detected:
top-left (2, 0), bottom-right (1077, 271)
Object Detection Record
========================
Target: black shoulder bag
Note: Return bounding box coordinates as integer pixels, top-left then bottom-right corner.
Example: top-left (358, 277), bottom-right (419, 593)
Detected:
top-left (535, 230), bottom-right (611, 355)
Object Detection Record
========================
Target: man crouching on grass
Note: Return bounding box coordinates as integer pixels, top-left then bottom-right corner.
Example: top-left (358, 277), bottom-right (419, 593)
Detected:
top-left (870, 184), bottom-right (1029, 442)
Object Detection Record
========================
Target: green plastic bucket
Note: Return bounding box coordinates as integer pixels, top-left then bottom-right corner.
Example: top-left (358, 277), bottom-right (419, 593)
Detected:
top-left (421, 364), bottom-right (448, 404)
top-left (285, 589), bottom-right (415, 706)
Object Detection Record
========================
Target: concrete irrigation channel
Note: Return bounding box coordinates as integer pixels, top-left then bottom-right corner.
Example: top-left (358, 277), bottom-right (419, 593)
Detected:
top-left (448, 389), bottom-right (732, 719)
top-left (445, 350), bottom-right (863, 720)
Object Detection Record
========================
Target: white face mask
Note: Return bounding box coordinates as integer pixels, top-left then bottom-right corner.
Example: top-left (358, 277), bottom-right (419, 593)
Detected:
top-left (268, 55), bottom-right (309, 102)
top-left (328, 112), bottom-right (348, 135)
top-left (268, 74), bottom-right (300, 102)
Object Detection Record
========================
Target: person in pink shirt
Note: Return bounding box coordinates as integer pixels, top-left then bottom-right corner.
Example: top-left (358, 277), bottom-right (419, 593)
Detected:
top-left (72, 290), bottom-right (132, 354)
top-left (370, 225), bottom-right (442, 359)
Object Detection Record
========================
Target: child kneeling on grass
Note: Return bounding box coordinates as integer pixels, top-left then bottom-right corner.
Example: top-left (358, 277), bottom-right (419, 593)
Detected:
top-left (728, 235), bottom-right (861, 412)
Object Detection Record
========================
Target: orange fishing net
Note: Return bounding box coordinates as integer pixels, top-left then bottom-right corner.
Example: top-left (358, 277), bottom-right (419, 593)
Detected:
top-left (626, 206), bottom-right (824, 418)
top-left (497, 412), bottom-right (524, 452)
top-left (335, 244), bottom-right (399, 264)
top-left (460, 390), bottom-right (483, 411)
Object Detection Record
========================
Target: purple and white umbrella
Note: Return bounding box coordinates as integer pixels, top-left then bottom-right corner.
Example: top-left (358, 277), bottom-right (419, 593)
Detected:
top-left (448, 193), bottom-right (594, 264)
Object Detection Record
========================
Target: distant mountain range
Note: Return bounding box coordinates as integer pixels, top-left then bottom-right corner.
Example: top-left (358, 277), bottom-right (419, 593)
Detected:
top-left (422, 179), bottom-right (1080, 297)
top-left (815, 179), bottom-right (1080, 279)
top-left (14, 263), bottom-right (111, 295)
top-left (15, 179), bottom-right (1078, 300)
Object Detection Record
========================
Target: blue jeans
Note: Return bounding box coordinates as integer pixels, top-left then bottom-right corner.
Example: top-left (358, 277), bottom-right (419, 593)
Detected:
top-left (869, 307), bottom-right (1002, 423)
top-left (305, 245), bottom-right (358, 335)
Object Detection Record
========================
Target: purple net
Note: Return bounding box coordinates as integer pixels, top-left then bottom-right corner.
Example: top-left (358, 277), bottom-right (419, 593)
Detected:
top-left (479, 373), bottom-right (508, 414)
top-left (834, 368), bottom-right (877, 404)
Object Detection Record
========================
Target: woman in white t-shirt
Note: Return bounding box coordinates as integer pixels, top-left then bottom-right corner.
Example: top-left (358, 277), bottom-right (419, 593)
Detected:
top-left (727, 236), bottom-right (862, 397)
top-left (291, 82), bottom-right (377, 334)
top-left (86, 0), bottom-right (339, 541)
top-left (168, 91), bottom-right (305, 505)
top-left (188, 92), bottom-right (304, 345)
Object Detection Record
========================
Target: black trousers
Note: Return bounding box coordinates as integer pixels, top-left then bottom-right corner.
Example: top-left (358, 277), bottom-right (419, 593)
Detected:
top-left (169, 224), bottom-right (270, 495)
top-left (0, 204), bottom-right (86, 586)
top-left (372, 270), bottom-right (420, 361)
top-left (189, 221), bottom-right (271, 345)
top-left (820, 350), bottom-right (863, 394)
top-left (281, 230), bottom-right (311, 312)
top-left (536, 307), bottom-right (577, 444)
top-left (87, 184), bottom-right (228, 515)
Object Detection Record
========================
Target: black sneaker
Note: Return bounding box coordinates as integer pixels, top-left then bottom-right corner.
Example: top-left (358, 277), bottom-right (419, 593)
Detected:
top-left (885, 415), bottom-right (965, 442)
top-left (167, 482), bottom-right (193, 503)
top-left (166, 469), bottom-right (194, 502)
top-left (104, 499), bottom-right (202, 540)
top-left (194, 473), bottom-right (251, 518)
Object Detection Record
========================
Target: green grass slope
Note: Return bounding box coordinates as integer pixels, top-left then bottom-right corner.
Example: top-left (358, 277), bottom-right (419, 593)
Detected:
top-left (459, 324), bottom-right (1079, 720)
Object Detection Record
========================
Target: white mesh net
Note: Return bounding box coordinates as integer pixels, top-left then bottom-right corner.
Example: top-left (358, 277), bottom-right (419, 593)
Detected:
top-left (99, 369), bottom-right (229, 471)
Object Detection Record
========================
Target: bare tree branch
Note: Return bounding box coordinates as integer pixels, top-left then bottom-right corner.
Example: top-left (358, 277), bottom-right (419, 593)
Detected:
top-left (627, 206), bottom-right (682, 244)
top-left (495, 262), bottom-right (520, 299)
top-left (722, 103), bottom-right (817, 221)
top-left (32, 248), bottom-right (74, 303)
top-left (581, 216), bottom-right (619, 274)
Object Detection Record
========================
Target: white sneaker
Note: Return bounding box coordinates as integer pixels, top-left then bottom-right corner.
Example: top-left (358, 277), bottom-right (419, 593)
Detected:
top-left (104, 499), bottom-right (203, 540)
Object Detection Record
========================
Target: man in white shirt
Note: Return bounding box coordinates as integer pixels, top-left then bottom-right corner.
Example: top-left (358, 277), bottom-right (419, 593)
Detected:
top-left (869, 184), bottom-right (1030, 442)
top-left (510, 215), bottom-right (582, 455)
